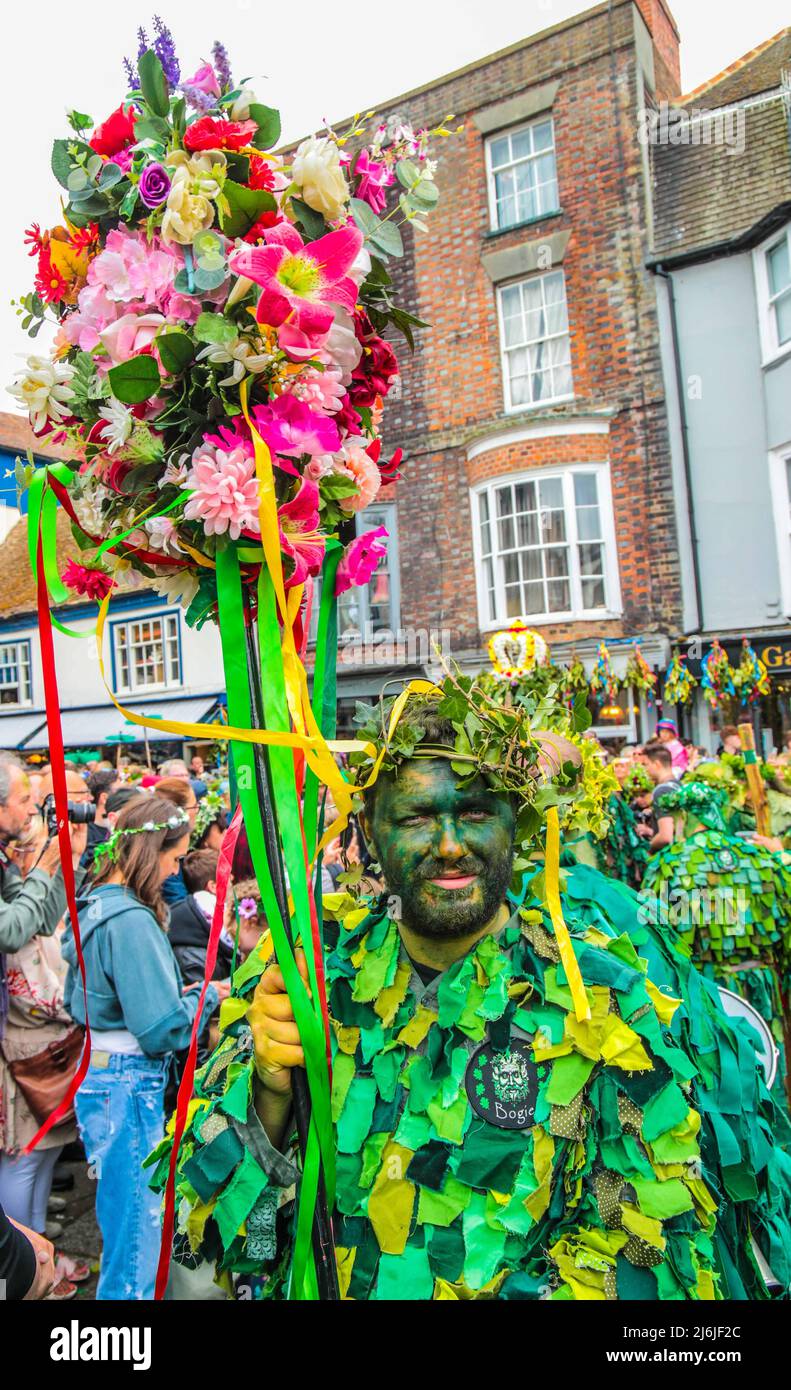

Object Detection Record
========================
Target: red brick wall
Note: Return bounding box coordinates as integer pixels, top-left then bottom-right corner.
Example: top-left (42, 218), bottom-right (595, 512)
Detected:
top-left (367, 3), bottom-right (681, 669)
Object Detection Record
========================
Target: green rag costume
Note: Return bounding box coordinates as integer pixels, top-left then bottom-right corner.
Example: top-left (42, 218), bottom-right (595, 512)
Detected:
top-left (150, 862), bottom-right (791, 1301)
top-left (641, 781), bottom-right (791, 1104)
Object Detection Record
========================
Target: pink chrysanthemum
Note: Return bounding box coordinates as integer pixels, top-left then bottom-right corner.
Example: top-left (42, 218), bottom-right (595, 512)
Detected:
top-left (182, 442), bottom-right (261, 540)
top-left (62, 559), bottom-right (114, 601)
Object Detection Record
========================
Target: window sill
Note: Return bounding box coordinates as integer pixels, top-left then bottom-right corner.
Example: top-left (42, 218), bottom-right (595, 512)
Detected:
top-left (478, 610), bottom-right (621, 633)
top-left (116, 686), bottom-right (184, 698)
top-left (503, 393), bottom-right (575, 415)
top-left (485, 209), bottom-right (563, 240)
top-left (760, 340), bottom-right (791, 369)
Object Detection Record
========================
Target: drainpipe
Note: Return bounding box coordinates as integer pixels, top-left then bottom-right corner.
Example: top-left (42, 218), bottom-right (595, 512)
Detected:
top-left (654, 262), bottom-right (705, 633)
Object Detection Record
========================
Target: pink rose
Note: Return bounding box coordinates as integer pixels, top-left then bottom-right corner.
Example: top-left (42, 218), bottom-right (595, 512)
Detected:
top-left (185, 63), bottom-right (221, 98)
top-left (99, 313), bottom-right (166, 365)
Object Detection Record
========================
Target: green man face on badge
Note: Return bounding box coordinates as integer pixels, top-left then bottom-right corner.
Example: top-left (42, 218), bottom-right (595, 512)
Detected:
top-left (360, 756), bottom-right (517, 939)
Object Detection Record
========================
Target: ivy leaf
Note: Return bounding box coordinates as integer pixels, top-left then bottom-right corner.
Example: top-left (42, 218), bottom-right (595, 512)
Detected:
top-left (219, 181), bottom-right (276, 238)
top-left (194, 312), bottom-right (237, 346)
top-left (157, 332), bottom-right (194, 374)
top-left (107, 353), bottom-right (162, 404)
top-left (248, 104), bottom-right (281, 150)
top-left (572, 692), bottom-right (592, 733)
top-left (138, 49), bottom-right (170, 118)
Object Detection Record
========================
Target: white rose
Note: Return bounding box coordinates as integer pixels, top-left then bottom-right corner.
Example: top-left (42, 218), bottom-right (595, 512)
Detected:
top-left (291, 135), bottom-right (349, 223)
top-left (349, 244), bottom-right (372, 287)
top-left (323, 307), bottom-right (363, 385)
top-left (231, 84), bottom-right (258, 121)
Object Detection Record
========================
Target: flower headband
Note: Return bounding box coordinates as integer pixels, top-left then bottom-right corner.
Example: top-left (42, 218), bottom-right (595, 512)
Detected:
top-left (93, 810), bottom-right (191, 873)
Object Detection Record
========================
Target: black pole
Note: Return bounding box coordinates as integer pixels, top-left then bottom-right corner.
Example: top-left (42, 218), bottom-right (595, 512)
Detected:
top-left (243, 622), bottom-right (339, 1301)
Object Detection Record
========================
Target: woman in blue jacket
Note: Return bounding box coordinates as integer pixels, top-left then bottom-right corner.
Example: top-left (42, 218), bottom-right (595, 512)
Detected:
top-left (62, 796), bottom-right (229, 1300)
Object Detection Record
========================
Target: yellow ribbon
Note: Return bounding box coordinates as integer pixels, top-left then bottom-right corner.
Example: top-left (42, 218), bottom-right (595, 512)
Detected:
top-left (544, 805), bottom-right (590, 1022)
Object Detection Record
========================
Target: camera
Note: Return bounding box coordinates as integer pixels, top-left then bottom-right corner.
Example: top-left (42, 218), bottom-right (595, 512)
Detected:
top-left (41, 793), bottom-right (96, 839)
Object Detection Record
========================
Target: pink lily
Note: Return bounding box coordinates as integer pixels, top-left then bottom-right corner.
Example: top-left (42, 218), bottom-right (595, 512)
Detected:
top-left (228, 222), bottom-right (364, 341)
top-left (336, 526), bottom-right (389, 595)
top-left (278, 477), bottom-right (326, 589)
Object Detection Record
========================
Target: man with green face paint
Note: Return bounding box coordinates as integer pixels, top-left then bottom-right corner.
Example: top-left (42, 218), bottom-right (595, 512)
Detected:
top-left (153, 693), bottom-right (791, 1301)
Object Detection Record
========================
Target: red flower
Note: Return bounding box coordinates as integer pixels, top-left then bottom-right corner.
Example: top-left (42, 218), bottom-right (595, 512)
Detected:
top-left (63, 560), bottom-right (114, 601)
top-left (366, 438), bottom-right (403, 484)
top-left (348, 311), bottom-right (399, 407)
top-left (247, 153), bottom-right (276, 190)
top-left (34, 247), bottom-right (68, 305)
top-left (242, 209), bottom-right (283, 244)
top-left (335, 394), bottom-right (362, 437)
top-left (183, 117), bottom-right (258, 153)
top-left (24, 223), bottom-right (43, 256)
top-left (89, 103), bottom-right (137, 158)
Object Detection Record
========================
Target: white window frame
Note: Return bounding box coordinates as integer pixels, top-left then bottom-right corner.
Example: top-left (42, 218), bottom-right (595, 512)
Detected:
top-left (309, 503), bottom-right (401, 645)
top-left (0, 639), bottom-right (33, 708)
top-left (111, 610), bottom-right (182, 695)
top-left (485, 118), bottom-right (560, 233)
top-left (754, 223), bottom-right (791, 366)
top-left (769, 442), bottom-right (791, 617)
top-left (497, 270), bottom-right (574, 414)
top-left (471, 463), bottom-right (622, 631)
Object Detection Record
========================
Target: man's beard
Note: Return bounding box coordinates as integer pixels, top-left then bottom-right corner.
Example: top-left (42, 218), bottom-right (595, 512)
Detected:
top-left (393, 849), bottom-right (514, 940)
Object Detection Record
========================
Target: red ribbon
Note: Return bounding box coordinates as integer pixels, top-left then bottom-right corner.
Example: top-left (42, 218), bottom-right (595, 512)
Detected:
top-left (48, 476), bottom-right (192, 570)
top-left (154, 802), bottom-right (244, 1299)
top-left (24, 534), bottom-right (92, 1150)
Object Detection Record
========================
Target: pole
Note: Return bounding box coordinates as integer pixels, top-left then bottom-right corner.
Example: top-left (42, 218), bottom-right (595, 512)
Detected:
top-left (738, 722), bottom-right (771, 837)
top-left (243, 623), bottom-right (339, 1301)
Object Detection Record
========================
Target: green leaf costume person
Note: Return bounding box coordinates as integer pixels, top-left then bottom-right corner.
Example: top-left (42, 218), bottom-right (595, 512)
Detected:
top-left (641, 780), bottom-right (791, 1105)
top-left (149, 689), bottom-right (791, 1300)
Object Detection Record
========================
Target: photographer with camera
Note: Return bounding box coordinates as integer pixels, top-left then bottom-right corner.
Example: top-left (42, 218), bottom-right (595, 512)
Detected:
top-left (0, 757), bottom-right (87, 962)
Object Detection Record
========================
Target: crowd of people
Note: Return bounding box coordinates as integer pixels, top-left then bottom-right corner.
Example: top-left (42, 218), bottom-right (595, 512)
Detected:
top-left (0, 749), bottom-right (270, 1300)
top-left (2, 712), bottom-right (791, 1302)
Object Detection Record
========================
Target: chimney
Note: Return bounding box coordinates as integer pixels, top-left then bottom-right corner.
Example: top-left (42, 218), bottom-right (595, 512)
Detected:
top-left (633, 0), bottom-right (681, 100)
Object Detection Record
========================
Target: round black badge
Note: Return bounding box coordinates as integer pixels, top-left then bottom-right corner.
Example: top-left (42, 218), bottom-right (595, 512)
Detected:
top-left (465, 1038), bottom-right (539, 1129)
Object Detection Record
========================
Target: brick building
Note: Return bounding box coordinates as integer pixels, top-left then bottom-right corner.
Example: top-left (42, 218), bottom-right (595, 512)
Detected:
top-left (333, 0), bottom-right (684, 741)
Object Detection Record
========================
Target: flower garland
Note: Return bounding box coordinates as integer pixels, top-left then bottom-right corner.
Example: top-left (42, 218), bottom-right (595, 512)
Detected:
top-left (732, 638), bottom-right (770, 707)
top-left (588, 642), bottom-right (619, 702)
top-left (624, 643), bottom-right (656, 703)
top-left (487, 623), bottom-right (549, 680)
top-left (9, 22), bottom-right (452, 618)
top-left (663, 652), bottom-right (697, 706)
top-left (621, 764), bottom-right (653, 797)
top-left (92, 807), bottom-right (190, 871)
top-left (701, 640), bottom-right (735, 710)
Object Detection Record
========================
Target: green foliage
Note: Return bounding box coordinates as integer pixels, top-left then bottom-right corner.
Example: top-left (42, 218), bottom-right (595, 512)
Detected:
top-left (107, 353), bottom-right (162, 404)
top-left (138, 49), bottom-right (171, 118)
top-left (220, 181), bottom-right (277, 238)
top-left (194, 312), bottom-right (237, 346)
top-left (290, 197), bottom-right (326, 242)
top-left (248, 104), bottom-right (281, 150)
top-left (157, 332), bottom-right (195, 374)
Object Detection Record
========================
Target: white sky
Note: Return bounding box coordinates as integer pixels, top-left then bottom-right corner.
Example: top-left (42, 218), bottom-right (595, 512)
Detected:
top-left (4, 0), bottom-right (789, 394)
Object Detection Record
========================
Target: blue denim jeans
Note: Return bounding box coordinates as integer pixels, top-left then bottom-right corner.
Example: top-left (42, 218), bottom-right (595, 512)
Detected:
top-left (75, 1053), bottom-right (168, 1300)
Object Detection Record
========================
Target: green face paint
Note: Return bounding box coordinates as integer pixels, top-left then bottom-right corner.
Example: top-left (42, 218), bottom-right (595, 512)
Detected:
top-left (368, 759), bottom-right (516, 939)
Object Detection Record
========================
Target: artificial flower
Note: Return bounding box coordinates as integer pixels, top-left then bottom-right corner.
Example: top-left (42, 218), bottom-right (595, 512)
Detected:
top-left (349, 310), bottom-right (399, 405)
top-left (195, 333), bottom-right (273, 386)
top-left (160, 150), bottom-right (226, 246)
top-left (63, 560), bottom-right (114, 600)
top-left (98, 397), bottom-right (134, 454)
top-left (183, 63), bottom-right (221, 99)
top-left (230, 84), bottom-right (258, 121)
top-left (99, 312), bottom-right (166, 364)
top-left (89, 103), bottom-right (136, 158)
top-left (367, 437), bottom-right (403, 484)
top-left (8, 355), bottom-right (75, 433)
top-left (353, 148), bottom-right (393, 215)
top-left (252, 394), bottom-right (341, 463)
top-left (138, 163), bottom-right (172, 209)
top-left (338, 440), bottom-right (382, 511)
top-left (229, 221), bottom-right (362, 340)
top-left (61, 283), bottom-right (120, 351)
top-left (182, 440), bottom-right (260, 539)
top-left (335, 526), bottom-right (388, 594)
top-left (183, 116), bottom-right (257, 153)
top-left (284, 365), bottom-right (345, 416)
top-left (87, 228), bottom-right (178, 306)
top-left (159, 453), bottom-right (191, 488)
top-left (277, 477), bottom-right (326, 588)
top-left (291, 135), bottom-right (350, 222)
top-left (152, 569), bottom-right (200, 608)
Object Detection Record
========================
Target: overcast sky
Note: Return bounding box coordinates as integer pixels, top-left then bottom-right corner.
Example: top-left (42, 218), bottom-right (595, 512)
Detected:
top-left (4, 0), bottom-right (789, 396)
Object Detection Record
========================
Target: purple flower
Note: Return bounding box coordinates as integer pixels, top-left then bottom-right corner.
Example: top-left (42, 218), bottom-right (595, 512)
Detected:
top-left (211, 40), bottom-right (232, 92)
top-left (123, 56), bottom-right (141, 90)
top-left (138, 162), bottom-right (171, 209)
top-left (153, 15), bottom-right (180, 85)
top-left (181, 84), bottom-right (216, 113)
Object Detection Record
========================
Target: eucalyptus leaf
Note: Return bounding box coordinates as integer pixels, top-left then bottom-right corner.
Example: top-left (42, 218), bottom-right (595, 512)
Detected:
top-left (194, 312), bottom-right (237, 346)
top-left (107, 353), bottom-right (162, 405)
top-left (172, 268), bottom-right (197, 295)
top-left (395, 159), bottom-right (420, 189)
top-left (138, 49), bottom-right (171, 118)
top-left (370, 218), bottom-right (404, 259)
top-left (193, 265), bottom-right (229, 292)
top-left (350, 197), bottom-right (380, 236)
top-left (97, 162), bottom-right (124, 190)
top-left (67, 168), bottom-right (90, 192)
